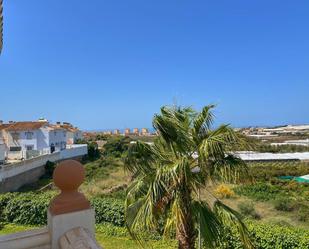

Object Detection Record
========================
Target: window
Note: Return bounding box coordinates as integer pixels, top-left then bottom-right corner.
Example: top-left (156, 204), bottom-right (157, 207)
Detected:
top-left (63, 131), bottom-right (66, 137)
top-left (25, 132), bottom-right (33, 140)
top-left (26, 145), bottom-right (34, 151)
top-left (10, 146), bottom-right (21, 151)
top-left (12, 132), bottom-right (20, 141)
top-left (54, 131), bottom-right (57, 136)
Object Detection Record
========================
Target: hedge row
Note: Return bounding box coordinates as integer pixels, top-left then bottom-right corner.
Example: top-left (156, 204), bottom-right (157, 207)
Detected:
top-left (0, 192), bottom-right (124, 226)
top-left (1, 193), bottom-right (309, 248)
top-left (221, 222), bottom-right (309, 249)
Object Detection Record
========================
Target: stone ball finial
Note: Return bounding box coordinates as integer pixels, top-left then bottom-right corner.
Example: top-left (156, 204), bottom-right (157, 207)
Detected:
top-left (49, 160), bottom-right (90, 215)
top-left (53, 160), bottom-right (85, 191)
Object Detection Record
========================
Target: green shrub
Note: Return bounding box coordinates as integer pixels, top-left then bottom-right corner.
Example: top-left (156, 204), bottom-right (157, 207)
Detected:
top-left (221, 221), bottom-right (309, 249)
top-left (2, 193), bottom-right (51, 225)
top-left (237, 202), bottom-right (260, 219)
top-left (102, 136), bottom-right (131, 158)
top-left (90, 198), bottom-right (124, 226)
top-left (1, 192), bottom-right (309, 248)
top-left (44, 161), bottom-right (56, 178)
top-left (298, 206), bottom-right (309, 222)
top-left (234, 182), bottom-right (283, 201)
top-left (0, 192), bottom-right (125, 226)
top-left (273, 197), bottom-right (296, 212)
top-left (248, 161), bottom-right (309, 181)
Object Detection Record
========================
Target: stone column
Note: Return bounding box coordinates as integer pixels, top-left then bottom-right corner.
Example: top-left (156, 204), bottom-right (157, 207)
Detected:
top-left (48, 160), bottom-right (95, 249)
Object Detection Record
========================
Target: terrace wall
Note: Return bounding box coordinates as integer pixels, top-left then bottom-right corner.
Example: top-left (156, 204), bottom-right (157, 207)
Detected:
top-left (0, 145), bottom-right (87, 193)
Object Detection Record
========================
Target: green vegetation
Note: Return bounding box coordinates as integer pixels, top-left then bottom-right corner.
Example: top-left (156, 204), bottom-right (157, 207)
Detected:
top-left (125, 105), bottom-right (253, 249)
top-left (241, 135), bottom-right (309, 153)
top-left (76, 139), bottom-right (101, 161)
top-left (102, 136), bottom-right (131, 158)
top-left (247, 161), bottom-right (309, 181)
top-left (273, 197), bottom-right (296, 212)
top-left (0, 223), bottom-right (176, 249)
top-left (2, 221), bottom-right (309, 249)
top-left (1, 159), bottom-right (309, 248)
top-left (256, 143), bottom-right (309, 153)
top-left (237, 202), bottom-right (260, 220)
top-left (232, 160), bottom-right (309, 230)
top-left (234, 182), bottom-right (283, 201)
top-left (0, 192), bottom-right (124, 227)
top-left (1, 108), bottom-right (309, 248)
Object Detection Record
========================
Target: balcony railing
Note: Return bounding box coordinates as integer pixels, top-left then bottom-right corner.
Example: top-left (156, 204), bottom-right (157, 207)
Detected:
top-left (0, 160), bottom-right (102, 249)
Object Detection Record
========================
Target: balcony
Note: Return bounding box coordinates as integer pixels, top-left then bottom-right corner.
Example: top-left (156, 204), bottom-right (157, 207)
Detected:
top-left (0, 160), bottom-right (102, 249)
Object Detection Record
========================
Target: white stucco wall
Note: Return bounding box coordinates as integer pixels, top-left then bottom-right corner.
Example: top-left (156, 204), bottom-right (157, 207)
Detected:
top-left (4, 127), bottom-right (67, 160)
top-left (0, 143), bottom-right (5, 163)
top-left (0, 144), bottom-right (88, 182)
top-left (66, 132), bottom-right (74, 145)
top-left (66, 130), bottom-right (83, 145)
top-left (7, 130), bottom-right (39, 150)
top-left (75, 130), bottom-right (83, 141)
top-left (37, 128), bottom-right (50, 151)
top-left (49, 129), bottom-right (67, 151)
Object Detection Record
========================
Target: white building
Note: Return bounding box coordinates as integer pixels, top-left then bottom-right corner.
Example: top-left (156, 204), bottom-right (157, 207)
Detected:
top-left (0, 121), bottom-right (67, 160)
top-left (0, 138), bottom-right (5, 164)
top-left (58, 123), bottom-right (83, 145)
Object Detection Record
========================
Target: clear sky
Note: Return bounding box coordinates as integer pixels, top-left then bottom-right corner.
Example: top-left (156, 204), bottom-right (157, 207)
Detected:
top-left (0, 0), bottom-right (308, 130)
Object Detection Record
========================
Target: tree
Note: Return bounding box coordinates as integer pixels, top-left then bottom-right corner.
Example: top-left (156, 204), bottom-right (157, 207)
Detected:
top-left (103, 136), bottom-right (131, 158)
top-left (125, 105), bottom-right (254, 249)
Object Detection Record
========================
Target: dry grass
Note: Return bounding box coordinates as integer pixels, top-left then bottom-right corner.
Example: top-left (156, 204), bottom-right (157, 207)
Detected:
top-left (82, 162), bottom-right (131, 197)
top-left (200, 184), bottom-right (309, 229)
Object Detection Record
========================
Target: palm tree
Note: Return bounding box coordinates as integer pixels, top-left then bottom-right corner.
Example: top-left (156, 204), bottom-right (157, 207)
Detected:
top-left (125, 105), bottom-right (254, 249)
top-left (0, 0), bottom-right (3, 53)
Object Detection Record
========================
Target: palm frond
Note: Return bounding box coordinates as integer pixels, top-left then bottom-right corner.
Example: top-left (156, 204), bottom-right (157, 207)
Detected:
top-left (153, 106), bottom-right (194, 154)
top-left (125, 141), bottom-right (157, 175)
top-left (214, 201), bottom-right (255, 249)
top-left (192, 200), bottom-right (222, 248)
top-left (212, 154), bottom-right (249, 184)
top-left (193, 105), bottom-right (215, 142)
top-left (198, 124), bottom-right (243, 162)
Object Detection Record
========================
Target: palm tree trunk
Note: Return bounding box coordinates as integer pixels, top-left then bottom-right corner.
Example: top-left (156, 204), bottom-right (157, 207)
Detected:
top-left (176, 189), bottom-right (196, 249)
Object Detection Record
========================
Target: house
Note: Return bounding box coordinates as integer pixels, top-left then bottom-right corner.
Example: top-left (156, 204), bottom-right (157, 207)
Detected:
top-left (0, 138), bottom-right (5, 164)
top-left (141, 128), bottom-right (150, 136)
top-left (114, 129), bottom-right (120, 135)
top-left (59, 123), bottom-right (83, 145)
top-left (0, 123), bottom-right (10, 162)
top-left (0, 121), bottom-right (67, 160)
top-left (124, 128), bottom-right (130, 136)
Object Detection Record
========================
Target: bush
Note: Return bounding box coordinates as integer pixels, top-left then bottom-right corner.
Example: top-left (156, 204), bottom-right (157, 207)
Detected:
top-left (273, 197), bottom-right (296, 212)
top-left (221, 221), bottom-right (309, 249)
top-left (90, 198), bottom-right (124, 226)
top-left (248, 161), bottom-right (309, 181)
top-left (87, 142), bottom-right (101, 160)
top-left (103, 136), bottom-right (131, 158)
top-left (237, 202), bottom-right (260, 219)
top-left (44, 160), bottom-right (56, 178)
top-left (215, 184), bottom-right (235, 198)
top-left (298, 206), bottom-right (309, 222)
top-left (1, 192), bottom-right (52, 225)
top-left (1, 192), bottom-right (309, 248)
top-left (0, 192), bottom-right (124, 226)
top-left (234, 182), bottom-right (282, 201)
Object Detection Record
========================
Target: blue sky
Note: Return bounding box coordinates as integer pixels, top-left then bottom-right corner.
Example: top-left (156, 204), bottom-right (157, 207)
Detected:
top-left (0, 0), bottom-right (308, 130)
